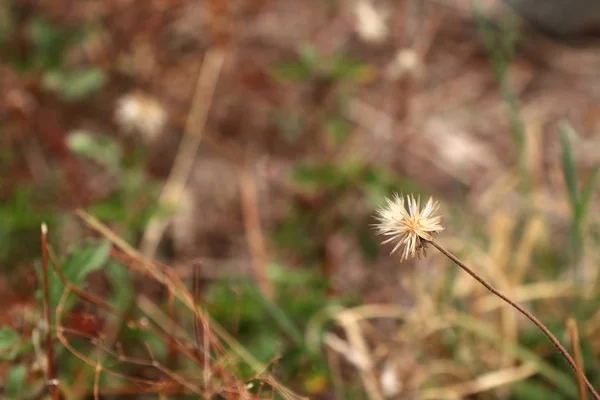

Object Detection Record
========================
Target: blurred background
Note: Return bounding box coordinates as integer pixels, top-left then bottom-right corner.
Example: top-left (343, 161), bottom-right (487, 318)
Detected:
top-left (2, 0), bottom-right (600, 398)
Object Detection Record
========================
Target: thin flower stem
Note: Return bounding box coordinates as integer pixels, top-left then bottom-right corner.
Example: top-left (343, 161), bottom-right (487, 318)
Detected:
top-left (429, 240), bottom-right (600, 400)
top-left (41, 223), bottom-right (59, 400)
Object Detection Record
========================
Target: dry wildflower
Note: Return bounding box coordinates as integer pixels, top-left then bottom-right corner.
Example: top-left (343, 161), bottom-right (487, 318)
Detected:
top-left (115, 91), bottom-right (167, 143)
top-left (372, 194), bottom-right (600, 400)
top-left (380, 360), bottom-right (401, 397)
top-left (374, 193), bottom-right (444, 260)
top-left (353, 0), bottom-right (388, 44)
top-left (384, 48), bottom-right (421, 81)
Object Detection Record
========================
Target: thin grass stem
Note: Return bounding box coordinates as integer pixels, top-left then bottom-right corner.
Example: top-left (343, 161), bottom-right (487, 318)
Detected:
top-left (41, 223), bottom-right (59, 400)
top-left (567, 318), bottom-right (588, 400)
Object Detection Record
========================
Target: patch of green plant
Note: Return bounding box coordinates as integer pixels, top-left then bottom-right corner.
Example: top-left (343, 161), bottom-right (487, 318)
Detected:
top-left (559, 121), bottom-right (600, 283)
top-left (67, 131), bottom-right (162, 242)
top-left (36, 238), bottom-right (111, 310)
top-left (276, 159), bottom-right (424, 263)
top-left (206, 263), bottom-right (346, 387)
top-left (0, 326), bottom-right (23, 362)
top-left (0, 185), bottom-right (60, 269)
top-left (0, 128), bottom-right (161, 395)
top-left (271, 44), bottom-right (372, 145)
top-left (514, 380), bottom-right (565, 400)
top-left (42, 67), bottom-right (107, 102)
top-left (271, 44), bottom-right (372, 84)
top-left (5, 364), bottom-right (42, 398)
top-left (5, 13), bottom-right (107, 101)
top-left (323, 115), bottom-right (352, 145)
top-left (474, 6), bottom-right (528, 191)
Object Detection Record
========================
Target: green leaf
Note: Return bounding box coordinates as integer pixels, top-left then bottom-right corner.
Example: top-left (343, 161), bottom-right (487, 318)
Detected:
top-left (576, 162), bottom-right (600, 222)
top-left (42, 68), bottom-right (107, 102)
top-left (297, 44), bottom-right (318, 71)
top-left (0, 326), bottom-right (20, 361)
top-left (40, 239), bottom-right (111, 311)
top-left (29, 17), bottom-right (68, 68)
top-left (67, 131), bottom-right (123, 171)
top-left (271, 44), bottom-right (319, 82)
top-left (6, 364), bottom-right (27, 398)
top-left (560, 122), bottom-right (579, 212)
top-left (271, 62), bottom-right (314, 82)
top-left (327, 55), bottom-right (371, 81)
top-left (324, 116), bottom-right (351, 145)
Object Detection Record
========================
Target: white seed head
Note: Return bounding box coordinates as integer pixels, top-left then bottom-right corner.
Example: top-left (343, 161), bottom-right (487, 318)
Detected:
top-left (380, 359), bottom-right (402, 397)
top-left (385, 48), bottom-right (421, 80)
top-left (353, 0), bottom-right (388, 44)
top-left (374, 193), bottom-right (444, 261)
top-left (115, 92), bottom-right (167, 143)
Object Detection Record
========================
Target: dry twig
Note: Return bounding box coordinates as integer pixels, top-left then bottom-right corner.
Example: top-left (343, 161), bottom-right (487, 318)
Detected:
top-left (40, 223), bottom-right (59, 400)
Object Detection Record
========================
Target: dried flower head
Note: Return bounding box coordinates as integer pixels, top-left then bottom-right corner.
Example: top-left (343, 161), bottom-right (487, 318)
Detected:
top-left (353, 0), bottom-right (389, 44)
top-left (374, 193), bottom-right (444, 260)
top-left (115, 91), bottom-right (167, 143)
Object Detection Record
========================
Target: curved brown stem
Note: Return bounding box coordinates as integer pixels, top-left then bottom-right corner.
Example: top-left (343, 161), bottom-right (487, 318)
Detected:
top-left (429, 240), bottom-right (600, 400)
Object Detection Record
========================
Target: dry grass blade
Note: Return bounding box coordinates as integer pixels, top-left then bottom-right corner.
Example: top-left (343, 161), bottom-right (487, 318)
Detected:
top-left (567, 318), bottom-right (588, 400)
top-left (140, 48), bottom-right (227, 257)
top-left (335, 310), bottom-right (384, 400)
top-left (192, 266), bottom-right (213, 391)
top-left (74, 208), bottom-right (301, 396)
top-left (239, 167), bottom-right (274, 299)
top-left (420, 363), bottom-right (537, 399)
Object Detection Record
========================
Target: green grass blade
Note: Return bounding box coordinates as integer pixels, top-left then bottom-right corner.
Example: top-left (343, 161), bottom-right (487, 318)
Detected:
top-left (576, 162), bottom-right (600, 222)
top-left (560, 122), bottom-right (579, 212)
top-left (473, 3), bottom-right (528, 191)
top-left (245, 282), bottom-right (306, 348)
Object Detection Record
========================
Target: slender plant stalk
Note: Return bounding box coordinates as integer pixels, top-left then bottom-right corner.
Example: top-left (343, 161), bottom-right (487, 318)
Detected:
top-left (567, 318), bottom-right (588, 400)
top-left (429, 240), bottom-right (600, 400)
top-left (41, 223), bottom-right (59, 400)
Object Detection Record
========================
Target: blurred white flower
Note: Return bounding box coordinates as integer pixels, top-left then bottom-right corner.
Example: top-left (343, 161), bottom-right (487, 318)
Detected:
top-left (354, 0), bottom-right (388, 44)
top-left (170, 188), bottom-right (196, 253)
top-left (115, 91), bottom-right (167, 142)
top-left (385, 48), bottom-right (421, 80)
top-left (374, 193), bottom-right (444, 260)
top-left (380, 359), bottom-right (402, 397)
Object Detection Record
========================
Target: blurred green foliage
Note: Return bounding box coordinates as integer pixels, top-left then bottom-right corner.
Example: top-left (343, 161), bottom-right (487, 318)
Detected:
top-left (271, 44), bottom-right (372, 146)
top-left (275, 159), bottom-right (423, 263)
top-left (560, 121), bottom-right (600, 283)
